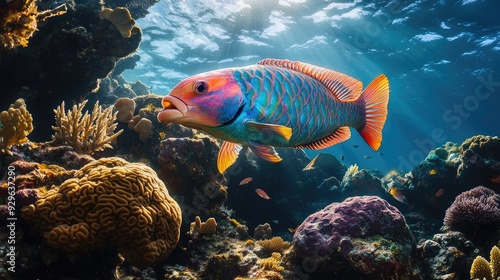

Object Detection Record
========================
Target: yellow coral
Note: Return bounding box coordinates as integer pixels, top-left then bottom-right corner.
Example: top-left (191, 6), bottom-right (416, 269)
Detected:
top-left (0, 98), bottom-right (34, 155)
top-left (470, 245), bottom-right (500, 280)
top-left (21, 157), bottom-right (182, 268)
top-left (259, 252), bottom-right (284, 272)
top-left (190, 216), bottom-right (217, 235)
top-left (257, 236), bottom-right (291, 253)
top-left (51, 100), bottom-right (123, 154)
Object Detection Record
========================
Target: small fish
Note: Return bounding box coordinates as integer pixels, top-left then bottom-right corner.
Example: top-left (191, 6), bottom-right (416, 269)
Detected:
top-left (364, 155), bottom-right (372, 159)
top-left (157, 59), bottom-right (390, 173)
top-left (272, 220), bottom-right (279, 224)
top-left (389, 188), bottom-right (405, 203)
top-left (379, 152), bottom-right (384, 156)
top-left (353, 145), bottom-right (359, 148)
top-left (429, 169), bottom-right (437, 176)
top-left (255, 188), bottom-right (271, 200)
top-left (303, 154), bottom-right (320, 171)
top-left (490, 175), bottom-right (500, 184)
top-left (341, 154), bottom-right (344, 161)
top-left (239, 177), bottom-right (253, 185)
top-left (435, 188), bottom-right (444, 197)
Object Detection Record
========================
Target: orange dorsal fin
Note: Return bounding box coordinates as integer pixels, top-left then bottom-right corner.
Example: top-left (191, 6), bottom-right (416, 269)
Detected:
top-left (357, 74), bottom-right (390, 151)
top-left (257, 58), bottom-right (363, 101)
top-left (296, 126), bottom-right (351, 150)
top-left (218, 141), bottom-right (243, 173)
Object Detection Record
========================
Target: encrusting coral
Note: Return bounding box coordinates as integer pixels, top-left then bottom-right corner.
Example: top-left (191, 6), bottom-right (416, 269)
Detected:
top-left (470, 245), bottom-right (500, 280)
top-left (21, 157), bottom-right (182, 268)
top-left (51, 100), bottom-right (123, 154)
top-left (128, 115), bottom-right (152, 142)
top-left (0, 98), bottom-right (34, 155)
top-left (114, 97), bottom-right (136, 123)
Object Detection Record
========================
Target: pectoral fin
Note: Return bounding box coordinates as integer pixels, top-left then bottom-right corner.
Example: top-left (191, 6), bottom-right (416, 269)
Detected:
top-left (217, 141), bottom-right (243, 173)
top-left (244, 121), bottom-right (292, 142)
top-left (248, 140), bottom-right (282, 162)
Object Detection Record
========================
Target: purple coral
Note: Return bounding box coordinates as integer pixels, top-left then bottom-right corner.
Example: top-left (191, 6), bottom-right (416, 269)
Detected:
top-left (292, 196), bottom-right (418, 279)
top-left (444, 186), bottom-right (500, 231)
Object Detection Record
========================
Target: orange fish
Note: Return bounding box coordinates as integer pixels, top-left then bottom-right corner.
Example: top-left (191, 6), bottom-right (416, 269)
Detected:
top-left (435, 188), bottom-right (444, 197)
top-left (429, 169), bottom-right (437, 176)
top-left (490, 175), bottom-right (500, 184)
top-left (239, 177), bottom-right (253, 185)
top-left (389, 188), bottom-right (405, 203)
top-left (288, 226), bottom-right (299, 233)
top-left (255, 188), bottom-right (271, 200)
top-left (303, 154), bottom-right (320, 171)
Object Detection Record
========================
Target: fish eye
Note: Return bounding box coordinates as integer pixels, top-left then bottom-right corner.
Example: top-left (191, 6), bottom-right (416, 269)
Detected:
top-left (193, 80), bottom-right (209, 95)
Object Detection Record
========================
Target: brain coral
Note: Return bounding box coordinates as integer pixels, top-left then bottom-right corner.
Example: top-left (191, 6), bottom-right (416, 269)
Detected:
top-left (444, 186), bottom-right (500, 232)
top-left (459, 135), bottom-right (500, 161)
top-left (21, 157), bottom-right (182, 268)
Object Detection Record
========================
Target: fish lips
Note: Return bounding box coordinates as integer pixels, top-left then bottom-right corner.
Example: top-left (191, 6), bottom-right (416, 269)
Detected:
top-left (157, 95), bottom-right (189, 123)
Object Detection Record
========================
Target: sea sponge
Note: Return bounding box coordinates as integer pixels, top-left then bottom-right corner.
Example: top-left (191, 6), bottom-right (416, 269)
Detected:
top-left (444, 186), bottom-right (500, 232)
top-left (51, 100), bottom-right (123, 154)
top-left (99, 7), bottom-right (137, 38)
top-left (190, 216), bottom-right (217, 235)
top-left (21, 157), bottom-right (182, 268)
top-left (128, 116), bottom-right (152, 142)
top-left (254, 223), bottom-right (272, 240)
top-left (114, 97), bottom-right (136, 123)
top-left (0, 98), bottom-right (34, 155)
top-left (470, 245), bottom-right (500, 280)
top-left (257, 237), bottom-right (291, 253)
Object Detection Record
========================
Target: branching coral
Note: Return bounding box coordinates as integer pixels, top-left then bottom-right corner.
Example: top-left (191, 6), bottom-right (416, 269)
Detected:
top-left (470, 245), bottom-right (500, 280)
top-left (444, 186), bottom-right (500, 231)
top-left (21, 157), bottom-right (182, 269)
top-left (259, 252), bottom-right (284, 272)
top-left (257, 237), bottom-right (290, 253)
top-left (0, 98), bottom-right (34, 155)
top-left (51, 100), bottom-right (123, 154)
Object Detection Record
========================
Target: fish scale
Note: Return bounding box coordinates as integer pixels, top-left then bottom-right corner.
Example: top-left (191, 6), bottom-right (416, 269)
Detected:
top-left (233, 66), bottom-right (364, 147)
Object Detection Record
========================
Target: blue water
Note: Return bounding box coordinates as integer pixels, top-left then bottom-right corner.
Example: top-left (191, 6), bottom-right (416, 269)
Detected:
top-left (123, 0), bottom-right (500, 173)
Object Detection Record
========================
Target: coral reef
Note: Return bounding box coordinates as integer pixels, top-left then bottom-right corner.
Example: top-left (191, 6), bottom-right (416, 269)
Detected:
top-left (51, 100), bottom-right (123, 154)
top-left (292, 196), bottom-right (419, 279)
top-left (0, 99), bottom-right (33, 155)
top-left (128, 115), bottom-right (152, 142)
top-left (444, 186), bottom-right (500, 247)
top-left (470, 245), bottom-right (500, 280)
top-left (99, 7), bottom-right (139, 38)
top-left (21, 157), bottom-right (182, 268)
top-left (157, 135), bottom-right (228, 215)
top-left (259, 252), bottom-right (284, 272)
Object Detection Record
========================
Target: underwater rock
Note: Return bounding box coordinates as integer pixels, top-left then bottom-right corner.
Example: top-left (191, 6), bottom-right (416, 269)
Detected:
top-left (338, 169), bottom-right (389, 201)
top-left (417, 231), bottom-right (479, 280)
top-left (157, 136), bottom-right (228, 215)
top-left (292, 196), bottom-right (420, 280)
top-left (459, 135), bottom-right (500, 161)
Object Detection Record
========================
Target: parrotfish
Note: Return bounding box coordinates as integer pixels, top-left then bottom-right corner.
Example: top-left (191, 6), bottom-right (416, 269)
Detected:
top-left (158, 59), bottom-right (390, 173)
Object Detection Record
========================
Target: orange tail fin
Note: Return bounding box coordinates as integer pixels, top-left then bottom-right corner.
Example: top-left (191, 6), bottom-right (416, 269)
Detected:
top-left (357, 74), bottom-right (390, 151)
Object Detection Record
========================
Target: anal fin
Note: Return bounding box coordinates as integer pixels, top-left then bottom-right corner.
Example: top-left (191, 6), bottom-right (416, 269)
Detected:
top-left (248, 140), bottom-right (282, 162)
top-left (218, 141), bottom-right (243, 173)
top-left (244, 121), bottom-right (292, 141)
top-left (296, 126), bottom-right (351, 150)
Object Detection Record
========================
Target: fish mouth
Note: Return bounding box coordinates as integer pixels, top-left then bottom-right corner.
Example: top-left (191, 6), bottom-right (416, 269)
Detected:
top-left (157, 95), bottom-right (189, 123)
